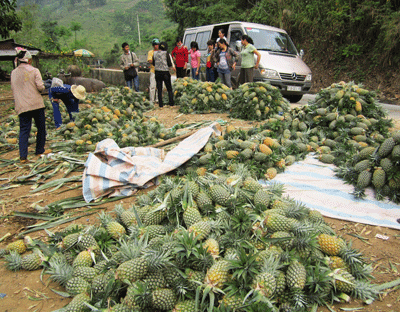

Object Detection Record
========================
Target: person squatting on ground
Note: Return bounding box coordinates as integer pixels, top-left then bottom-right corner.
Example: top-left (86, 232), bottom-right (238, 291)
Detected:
top-left (48, 78), bottom-right (86, 129)
top-left (215, 38), bottom-right (239, 89)
top-left (206, 40), bottom-right (216, 82)
top-left (153, 42), bottom-right (176, 108)
top-left (148, 38), bottom-right (160, 104)
top-left (119, 42), bottom-right (139, 91)
top-left (188, 41), bottom-right (201, 80)
top-left (11, 47), bottom-right (47, 163)
top-left (171, 37), bottom-right (188, 79)
top-left (239, 35), bottom-right (261, 84)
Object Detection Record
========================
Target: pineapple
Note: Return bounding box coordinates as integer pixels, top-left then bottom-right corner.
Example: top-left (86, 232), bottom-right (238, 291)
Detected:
top-left (286, 260), bottom-right (307, 290)
top-left (317, 234), bottom-right (345, 256)
top-left (73, 266), bottom-right (97, 283)
top-left (372, 167), bottom-right (386, 189)
top-left (265, 167), bottom-right (278, 180)
top-left (209, 184), bottom-right (230, 206)
top-left (142, 204), bottom-right (167, 226)
top-left (65, 277), bottom-right (91, 296)
top-left (114, 205), bottom-right (137, 227)
top-left (378, 137), bottom-right (395, 158)
top-left (243, 177), bottom-right (263, 192)
top-left (187, 180), bottom-right (200, 198)
top-left (203, 238), bottom-right (219, 258)
top-left (220, 294), bottom-right (245, 311)
top-left (110, 303), bottom-right (133, 312)
top-left (142, 271), bottom-right (167, 290)
top-left (226, 150), bottom-right (239, 159)
top-left (334, 269), bottom-right (356, 293)
top-left (6, 240), bottom-right (26, 254)
top-left (173, 300), bottom-right (197, 312)
top-left (139, 225), bottom-right (166, 240)
top-left (62, 233), bottom-right (80, 249)
top-left (21, 251), bottom-right (44, 271)
top-left (152, 288), bottom-right (176, 310)
top-left (77, 233), bottom-right (99, 251)
top-left (259, 144), bottom-right (273, 156)
top-left (270, 231), bottom-right (293, 250)
top-left (183, 206), bottom-right (202, 228)
top-left (196, 191), bottom-right (213, 213)
top-left (115, 257), bottom-right (148, 282)
top-left (65, 292), bottom-right (90, 312)
top-left (357, 169), bottom-right (372, 189)
top-left (253, 189), bottom-right (271, 209)
top-left (98, 211), bottom-right (126, 240)
top-left (205, 260), bottom-right (231, 288)
top-left (46, 258), bottom-right (74, 287)
top-left (186, 269), bottom-right (206, 289)
top-left (188, 221), bottom-right (211, 240)
top-left (72, 249), bottom-right (93, 267)
top-left (264, 213), bottom-right (295, 232)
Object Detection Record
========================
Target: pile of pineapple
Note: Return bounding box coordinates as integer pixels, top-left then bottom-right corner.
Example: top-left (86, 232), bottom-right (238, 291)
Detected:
top-left (1, 171), bottom-right (379, 311)
top-left (228, 82), bottom-right (291, 120)
top-left (173, 77), bottom-right (233, 114)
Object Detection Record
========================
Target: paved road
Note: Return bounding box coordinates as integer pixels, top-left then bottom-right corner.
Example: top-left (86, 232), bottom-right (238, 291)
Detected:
top-left (295, 94), bottom-right (400, 120)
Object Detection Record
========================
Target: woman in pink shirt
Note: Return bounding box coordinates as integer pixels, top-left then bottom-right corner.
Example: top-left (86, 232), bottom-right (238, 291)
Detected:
top-left (188, 41), bottom-right (201, 80)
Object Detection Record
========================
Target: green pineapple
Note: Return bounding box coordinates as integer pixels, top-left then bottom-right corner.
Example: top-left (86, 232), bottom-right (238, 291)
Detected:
top-left (392, 145), bottom-right (400, 158)
top-left (209, 184), bottom-right (230, 206)
top-left (72, 249), bottom-right (93, 267)
top-left (275, 270), bottom-right (286, 297)
top-left (334, 269), bottom-right (356, 293)
top-left (357, 146), bottom-right (376, 160)
top-left (357, 169), bottom-right (372, 189)
top-left (183, 206), bottom-right (202, 228)
top-left (77, 233), bottom-right (99, 251)
top-left (253, 189), bottom-right (271, 210)
top-left (98, 211), bottom-right (126, 240)
top-left (196, 191), bottom-right (213, 213)
top-left (115, 257), bottom-right (148, 283)
top-left (110, 303), bottom-right (133, 312)
top-left (21, 251), bottom-right (44, 270)
top-left (142, 271), bottom-right (167, 290)
top-left (252, 255), bottom-right (280, 298)
top-left (114, 205), bottom-right (137, 227)
top-left (240, 148), bottom-right (253, 159)
top-left (187, 180), bottom-right (200, 198)
top-left (270, 231), bottom-right (293, 250)
top-left (319, 154), bottom-right (335, 164)
top-left (173, 300), bottom-right (197, 312)
top-left (308, 209), bottom-right (325, 223)
top-left (73, 266), bottom-right (97, 283)
top-left (380, 158), bottom-right (393, 173)
top-left (66, 276), bottom-right (91, 296)
top-left (354, 159), bottom-right (371, 173)
top-left (139, 225), bottom-right (166, 240)
top-left (65, 292), bottom-right (90, 312)
top-left (62, 233), bottom-right (80, 249)
top-left (188, 221), bottom-right (211, 240)
top-left (220, 294), bottom-right (245, 311)
top-left (142, 204), bottom-right (167, 226)
top-left (372, 167), bottom-right (386, 189)
top-left (186, 269), bottom-right (206, 289)
top-left (286, 260), bottom-right (307, 290)
top-left (152, 288), bottom-right (176, 310)
top-left (378, 137), bottom-right (395, 158)
top-left (264, 213), bottom-right (295, 232)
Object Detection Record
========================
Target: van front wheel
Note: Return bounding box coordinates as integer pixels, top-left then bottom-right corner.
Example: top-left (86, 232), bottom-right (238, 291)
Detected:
top-left (284, 94), bottom-right (303, 103)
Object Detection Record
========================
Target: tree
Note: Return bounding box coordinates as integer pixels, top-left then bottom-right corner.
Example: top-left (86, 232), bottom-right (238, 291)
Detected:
top-left (70, 21), bottom-right (82, 48)
top-left (0, 0), bottom-right (22, 38)
top-left (41, 21), bottom-right (61, 51)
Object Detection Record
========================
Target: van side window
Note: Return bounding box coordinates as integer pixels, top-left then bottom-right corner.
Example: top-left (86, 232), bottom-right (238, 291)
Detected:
top-left (196, 31), bottom-right (211, 50)
top-left (230, 30), bottom-right (243, 51)
top-left (184, 33), bottom-right (196, 49)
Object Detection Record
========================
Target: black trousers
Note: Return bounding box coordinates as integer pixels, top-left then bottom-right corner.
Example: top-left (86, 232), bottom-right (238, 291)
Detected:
top-left (155, 71), bottom-right (174, 107)
top-left (176, 67), bottom-right (186, 78)
top-left (19, 108), bottom-right (46, 159)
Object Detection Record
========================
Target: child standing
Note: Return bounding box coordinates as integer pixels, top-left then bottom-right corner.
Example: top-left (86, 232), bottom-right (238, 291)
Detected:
top-left (188, 41), bottom-right (201, 80)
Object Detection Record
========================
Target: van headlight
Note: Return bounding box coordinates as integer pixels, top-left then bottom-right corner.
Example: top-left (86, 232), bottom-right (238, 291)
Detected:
top-left (305, 74), bottom-right (312, 82)
top-left (260, 69), bottom-right (279, 79)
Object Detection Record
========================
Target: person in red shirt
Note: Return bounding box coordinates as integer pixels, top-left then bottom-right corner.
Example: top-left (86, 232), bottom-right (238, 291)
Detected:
top-left (171, 37), bottom-right (188, 78)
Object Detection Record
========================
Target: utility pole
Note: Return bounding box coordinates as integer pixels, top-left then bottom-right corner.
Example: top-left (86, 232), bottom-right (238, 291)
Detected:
top-left (137, 14), bottom-right (141, 45)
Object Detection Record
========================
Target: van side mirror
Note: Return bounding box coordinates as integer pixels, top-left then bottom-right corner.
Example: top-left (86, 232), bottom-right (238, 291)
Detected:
top-left (235, 40), bottom-right (242, 51)
top-left (299, 49), bottom-right (304, 59)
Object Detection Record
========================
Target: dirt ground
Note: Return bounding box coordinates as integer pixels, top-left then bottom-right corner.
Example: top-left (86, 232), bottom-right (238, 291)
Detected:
top-left (1, 88), bottom-right (400, 312)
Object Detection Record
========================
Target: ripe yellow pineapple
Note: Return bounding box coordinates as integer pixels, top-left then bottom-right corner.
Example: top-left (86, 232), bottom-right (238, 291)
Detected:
top-left (204, 260), bottom-right (230, 288)
top-left (226, 150), bottom-right (239, 159)
top-left (264, 168), bottom-right (277, 180)
top-left (317, 234), bottom-right (345, 256)
top-left (203, 238), bottom-right (219, 259)
top-left (259, 144), bottom-right (273, 156)
top-left (6, 240), bottom-right (26, 254)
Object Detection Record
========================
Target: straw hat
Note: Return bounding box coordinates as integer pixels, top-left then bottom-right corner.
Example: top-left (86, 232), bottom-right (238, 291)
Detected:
top-left (71, 85), bottom-right (86, 100)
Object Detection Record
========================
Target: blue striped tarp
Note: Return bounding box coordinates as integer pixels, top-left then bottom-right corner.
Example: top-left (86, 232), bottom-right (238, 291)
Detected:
top-left (82, 123), bottom-right (220, 202)
top-left (261, 154), bottom-right (400, 230)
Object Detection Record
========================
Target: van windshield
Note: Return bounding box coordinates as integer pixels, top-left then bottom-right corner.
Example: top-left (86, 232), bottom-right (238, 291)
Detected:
top-left (245, 28), bottom-right (298, 55)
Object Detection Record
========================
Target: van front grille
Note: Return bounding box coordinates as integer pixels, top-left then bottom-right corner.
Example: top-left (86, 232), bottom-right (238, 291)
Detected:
top-left (279, 73), bottom-right (306, 82)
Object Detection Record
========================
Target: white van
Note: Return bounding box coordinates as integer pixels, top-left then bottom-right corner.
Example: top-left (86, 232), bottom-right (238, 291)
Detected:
top-left (183, 21), bottom-right (312, 103)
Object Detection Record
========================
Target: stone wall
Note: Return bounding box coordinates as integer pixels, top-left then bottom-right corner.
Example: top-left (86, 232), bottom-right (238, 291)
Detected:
top-left (90, 68), bottom-right (151, 92)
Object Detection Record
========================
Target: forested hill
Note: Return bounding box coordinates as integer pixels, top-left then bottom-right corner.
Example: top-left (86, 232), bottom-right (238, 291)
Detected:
top-left (12, 0), bottom-right (176, 58)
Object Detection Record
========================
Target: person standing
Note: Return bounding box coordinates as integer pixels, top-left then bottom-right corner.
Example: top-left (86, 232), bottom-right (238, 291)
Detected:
top-left (215, 39), bottom-right (238, 89)
top-left (206, 40), bottom-right (216, 82)
top-left (48, 78), bottom-right (86, 129)
top-left (188, 41), bottom-right (201, 80)
top-left (119, 42), bottom-right (139, 91)
top-left (239, 35), bottom-right (261, 84)
top-left (171, 37), bottom-right (188, 79)
top-left (153, 42), bottom-right (176, 108)
top-left (148, 38), bottom-right (160, 104)
top-left (11, 48), bottom-right (47, 163)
